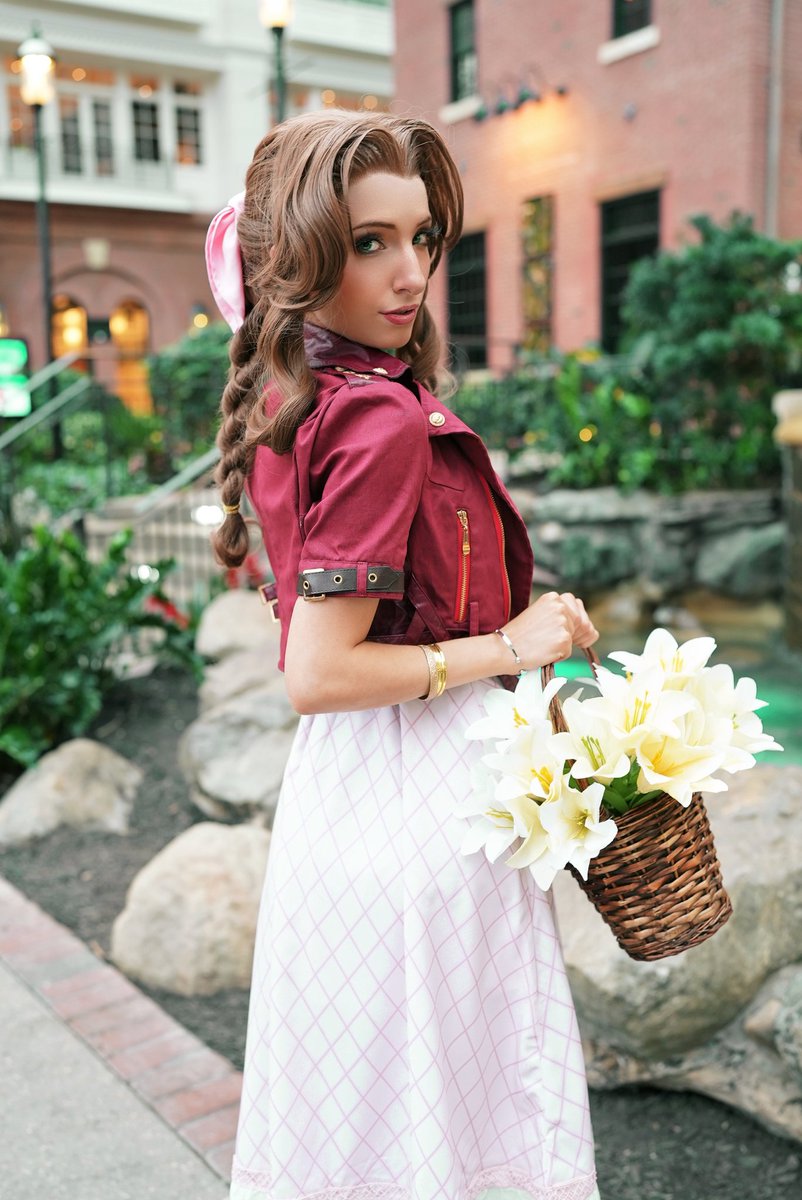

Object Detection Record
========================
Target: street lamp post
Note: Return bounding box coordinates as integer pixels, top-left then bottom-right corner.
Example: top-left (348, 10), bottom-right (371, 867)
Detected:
top-left (17, 26), bottom-right (60, 453)
top-left (259, 0), bottom-right (293, 126)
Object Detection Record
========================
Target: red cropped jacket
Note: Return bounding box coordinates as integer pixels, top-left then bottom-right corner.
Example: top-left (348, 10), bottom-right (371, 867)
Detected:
top-left (246, 325), bottom-right (535, 670)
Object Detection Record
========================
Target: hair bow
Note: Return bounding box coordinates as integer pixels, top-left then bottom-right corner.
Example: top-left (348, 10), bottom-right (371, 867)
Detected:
top-left (205, 191), bottom-right (246, 331)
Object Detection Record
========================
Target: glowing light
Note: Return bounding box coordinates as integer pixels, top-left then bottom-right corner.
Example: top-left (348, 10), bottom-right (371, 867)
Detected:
top-left (134, 564), bottom-right (160, 583)
top-left (321, 89), bottom-right (336, 105)
top-left (579, 427), bottom-right (594, 443)
top-left (72, 67), bottom-right (86, 82)
top-left (193, 312), bottom-right (209, 329)
top-left (362, 94), bottom-right (378, 110)
top-left (192, 504), bottom-right (225, 527)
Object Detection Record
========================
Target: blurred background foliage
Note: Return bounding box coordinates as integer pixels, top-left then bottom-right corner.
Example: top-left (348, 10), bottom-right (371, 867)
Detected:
top-left (454, 212), bottom-right (802, 492)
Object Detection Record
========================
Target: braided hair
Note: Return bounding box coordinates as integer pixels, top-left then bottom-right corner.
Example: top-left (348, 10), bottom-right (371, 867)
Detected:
top-left (212, 110), bottom-right (464, 568)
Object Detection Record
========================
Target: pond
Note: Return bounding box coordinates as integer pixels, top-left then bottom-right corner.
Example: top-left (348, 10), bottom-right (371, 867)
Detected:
top-left (555, 587), bottom-right (801, 764)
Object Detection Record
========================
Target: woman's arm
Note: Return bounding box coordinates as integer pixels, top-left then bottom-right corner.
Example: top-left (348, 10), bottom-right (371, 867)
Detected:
top-left (284, 590), bottom-right (598, 715)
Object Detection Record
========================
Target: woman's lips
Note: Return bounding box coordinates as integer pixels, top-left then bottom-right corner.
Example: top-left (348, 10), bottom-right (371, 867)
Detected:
top-left (381, 307), bottom-right (418, 326)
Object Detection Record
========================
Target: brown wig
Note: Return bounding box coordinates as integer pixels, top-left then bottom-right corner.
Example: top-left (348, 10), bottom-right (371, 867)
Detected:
top-left (212, 110), bottom-right (464, 568)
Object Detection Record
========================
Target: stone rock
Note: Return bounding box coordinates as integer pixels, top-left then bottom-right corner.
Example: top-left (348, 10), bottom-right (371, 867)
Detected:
top-left (553, 764), bottom-right (802, 1141)
top-left (0, 739), bottom-right (142, 847)
top-left (199, 647), bottom-right (283, 713)
top-left (179, 685), bottom-right (298, 821)
top-left (696, 522), bottom-right (785, 598)
top-left (111, 822), bottom-right (270, 996)
top-left (195, 588), bottom-right (280, 661)
top-left (532, 487), bottom-right (656, 525)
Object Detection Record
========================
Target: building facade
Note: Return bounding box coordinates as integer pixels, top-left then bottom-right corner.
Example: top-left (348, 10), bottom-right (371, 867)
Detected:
top-left (393, 0), bottom-right (802, 371)
top-left (0, 0), bottom-right (392, 408)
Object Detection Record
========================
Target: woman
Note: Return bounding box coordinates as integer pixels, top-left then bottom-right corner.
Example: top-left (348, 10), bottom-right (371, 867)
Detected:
top-left (205, 110), bottom-right (601, 1200)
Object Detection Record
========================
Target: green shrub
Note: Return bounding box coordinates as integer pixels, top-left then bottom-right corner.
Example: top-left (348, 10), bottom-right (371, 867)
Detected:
top-left (147, 322), bottom-right (230, 458)
top-left (622, 212), bottom-right (802, 487)
top-left (0, 527), bottom-right (204, 770)
top-left (453, 213), bottom-right (802, 492)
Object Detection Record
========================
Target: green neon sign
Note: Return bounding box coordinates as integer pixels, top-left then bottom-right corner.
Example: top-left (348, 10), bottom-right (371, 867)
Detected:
top-left (0, 339), bottom-right (31, 418)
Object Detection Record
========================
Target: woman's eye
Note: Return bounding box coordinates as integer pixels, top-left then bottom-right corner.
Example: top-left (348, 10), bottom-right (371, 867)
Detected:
top-left (413, 227), bottom-right (441, 249)
top-left (354, 235), bottom-right (382, 254)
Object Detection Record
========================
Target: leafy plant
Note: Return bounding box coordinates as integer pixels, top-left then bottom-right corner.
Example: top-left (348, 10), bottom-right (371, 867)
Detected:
top-left (147, 322), bottom-right (230, 459)
top-left (0, 526), bottom-right (204, 770)
top-left (453, 213), bottom-right (802, 493)
top-left (622, 212), bottom-right (802, 487)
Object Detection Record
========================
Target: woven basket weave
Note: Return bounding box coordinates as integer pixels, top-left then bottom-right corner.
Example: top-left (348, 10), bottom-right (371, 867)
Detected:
top-left (545, 653), bottom-right (733, 962)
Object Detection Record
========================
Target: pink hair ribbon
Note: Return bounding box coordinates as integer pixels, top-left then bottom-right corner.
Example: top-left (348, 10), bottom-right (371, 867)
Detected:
top-left (205, 190), bottom-right (246, 331)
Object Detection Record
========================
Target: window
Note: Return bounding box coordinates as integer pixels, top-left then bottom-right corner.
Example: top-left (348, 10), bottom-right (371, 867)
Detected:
top-left (7, 87), bottom-right (34, 149)
top-left (522, 197), bottom-right (554, 354)
top-left (600, 190), bottom-right (660, 352)
top-left (176, 106), bottom-right (202, 165)
top-left (613, 0), bottom-right (652, 39)
top-left (59, 96), bottom-right (82, 174)
top-left (133, 101), bottom-right (160, 162)
top-left (448, 231), bottom-right (487, 369)
top-left (449, 1), bottom-right (477, 103)
top-left (93, 100), bottom-right (114, 176)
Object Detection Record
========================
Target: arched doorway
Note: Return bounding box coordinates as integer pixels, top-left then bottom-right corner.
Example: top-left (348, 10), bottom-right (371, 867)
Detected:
top-left (109, 299), bottom-right (151, 415)
top-left (51, 294), bottom-right (89, 365)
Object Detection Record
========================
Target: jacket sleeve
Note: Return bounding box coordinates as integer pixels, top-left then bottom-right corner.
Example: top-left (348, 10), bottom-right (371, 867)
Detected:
top-left (297, 381), bottom-right (429, 600)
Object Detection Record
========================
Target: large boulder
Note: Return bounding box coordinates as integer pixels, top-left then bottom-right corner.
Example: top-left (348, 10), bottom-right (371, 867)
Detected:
top-left (199, 646), bottom-right (282, 713)
top-left (111, 821), bottom-right (271, 996)
top-left (696, 523), bottom-right (786, 598)
top-left (0, 739), bottom-right (141, 847)
top-left (553, 764), bottom-right (802, 1141)
top-left (195, 588), bottom-right (280, 661)
top-left (179, 682), bottom-right (298, 821)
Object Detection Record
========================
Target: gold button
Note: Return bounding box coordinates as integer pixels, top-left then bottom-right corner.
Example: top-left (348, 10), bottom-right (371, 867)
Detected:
top-left (372, 366), bottom-right (389, 375)
top-left (428, 411), bottom-right (446, 427)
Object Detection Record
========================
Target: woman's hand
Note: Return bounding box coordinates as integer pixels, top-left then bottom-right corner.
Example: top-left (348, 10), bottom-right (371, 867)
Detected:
top-left (500, 591), bottom-right (599, 671)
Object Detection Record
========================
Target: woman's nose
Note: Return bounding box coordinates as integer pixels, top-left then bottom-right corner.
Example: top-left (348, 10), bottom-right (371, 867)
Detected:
top-left (394, 246), bottom-right (426, 295)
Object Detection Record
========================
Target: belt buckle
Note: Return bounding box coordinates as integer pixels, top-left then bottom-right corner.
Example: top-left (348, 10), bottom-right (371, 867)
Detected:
top-left (257, 583), bottom-right (280, 624)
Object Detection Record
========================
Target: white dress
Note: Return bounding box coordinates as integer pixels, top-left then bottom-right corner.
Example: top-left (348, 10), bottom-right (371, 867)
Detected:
top-left (229, 680), bottom-right (598, 1200)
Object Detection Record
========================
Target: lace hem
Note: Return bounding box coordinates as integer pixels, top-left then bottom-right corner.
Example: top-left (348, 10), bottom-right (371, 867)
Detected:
top-left (230, 1162), bottom-right (597, 1200)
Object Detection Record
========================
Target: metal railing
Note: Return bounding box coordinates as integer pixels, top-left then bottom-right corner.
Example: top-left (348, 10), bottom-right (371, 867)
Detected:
top-left (0, 353), bottom-right (98, 552)
top-left (82, 445), bottom-right (271, 612)
top-left (3, 137), bottom-right (174, 192)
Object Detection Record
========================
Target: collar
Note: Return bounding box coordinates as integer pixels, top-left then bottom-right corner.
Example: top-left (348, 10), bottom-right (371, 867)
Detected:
top-left (303, 323), bottom-right (410, 381)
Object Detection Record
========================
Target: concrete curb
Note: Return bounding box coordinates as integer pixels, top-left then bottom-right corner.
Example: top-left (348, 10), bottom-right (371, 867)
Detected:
top-left (0, 875), bottom-right (243, 1182)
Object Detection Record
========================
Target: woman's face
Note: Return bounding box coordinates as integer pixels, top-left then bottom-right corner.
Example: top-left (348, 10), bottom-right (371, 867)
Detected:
top-left (307, 171), bottom-right (438, 351)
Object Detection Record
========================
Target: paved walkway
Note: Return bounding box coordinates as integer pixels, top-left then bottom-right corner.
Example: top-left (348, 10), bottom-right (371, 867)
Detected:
top-left (0, 875), bottom-right (242, 1198)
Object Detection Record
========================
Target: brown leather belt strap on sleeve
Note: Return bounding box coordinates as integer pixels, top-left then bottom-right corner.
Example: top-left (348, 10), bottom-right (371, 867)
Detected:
top-left (297, 565), bottom-right (403, 598)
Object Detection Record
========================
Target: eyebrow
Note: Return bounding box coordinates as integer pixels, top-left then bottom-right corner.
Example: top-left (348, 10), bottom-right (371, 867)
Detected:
top-left (352, 217), bottom-right (434, 231)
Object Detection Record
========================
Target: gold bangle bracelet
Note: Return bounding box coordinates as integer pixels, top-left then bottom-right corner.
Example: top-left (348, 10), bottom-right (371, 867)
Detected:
top-left (419, 642), bottom-right (447, 701)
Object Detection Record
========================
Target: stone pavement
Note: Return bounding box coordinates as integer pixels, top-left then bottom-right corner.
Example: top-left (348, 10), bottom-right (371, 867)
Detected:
top-left (0, 875), bottom-right (242, 1198)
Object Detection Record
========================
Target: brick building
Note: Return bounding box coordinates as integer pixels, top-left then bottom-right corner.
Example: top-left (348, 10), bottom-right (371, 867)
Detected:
top-left (0, 0), bottom-right (392, 411)
top-left (393, 0), bottom-right (802, 371)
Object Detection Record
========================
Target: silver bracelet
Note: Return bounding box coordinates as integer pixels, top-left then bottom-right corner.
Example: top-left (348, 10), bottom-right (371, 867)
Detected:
top-left (494, 628), bottom-right (522, 669)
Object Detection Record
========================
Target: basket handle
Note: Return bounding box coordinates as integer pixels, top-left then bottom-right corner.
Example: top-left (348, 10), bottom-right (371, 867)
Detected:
top-left (542, 646), bottom-right (601, 735)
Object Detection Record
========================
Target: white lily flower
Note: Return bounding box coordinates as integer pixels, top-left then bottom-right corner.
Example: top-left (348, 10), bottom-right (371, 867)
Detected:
top-left (538, 780), bottom-right (618, 881)
top-left (688, 664), bottom-right (783, 761)
top-left (635, 716), bottom-right (731, 806)
top-left (465, 672), bottom-right (566, 749)
top-left (459, 813), bottom-right (519, 863)
top-left (608, 628), bottom-right (717, 682)
top-left (551, 696), bottom-right (631, 785)
top-left (503, 795), bottom-right (552, 870)
top-left (587, 666), bottom-right (696, 755)
top-left (487, 725), bottom-right (567, 807)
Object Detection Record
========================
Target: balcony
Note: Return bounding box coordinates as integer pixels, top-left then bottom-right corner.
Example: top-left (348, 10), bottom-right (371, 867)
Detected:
top-left (0, 138), bottom-right (195, 212)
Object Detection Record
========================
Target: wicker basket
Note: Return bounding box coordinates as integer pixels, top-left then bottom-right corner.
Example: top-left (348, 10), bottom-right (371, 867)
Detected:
top-left (545, 653), bottom-right (733, 962)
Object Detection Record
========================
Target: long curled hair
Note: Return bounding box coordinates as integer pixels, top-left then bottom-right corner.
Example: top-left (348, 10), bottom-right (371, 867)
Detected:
top-left (212, 110), bottom-right (464, 568)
